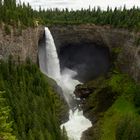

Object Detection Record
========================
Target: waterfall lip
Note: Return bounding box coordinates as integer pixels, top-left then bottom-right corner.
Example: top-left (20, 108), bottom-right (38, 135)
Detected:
top-left (39, 27), bottom-right (92, 140)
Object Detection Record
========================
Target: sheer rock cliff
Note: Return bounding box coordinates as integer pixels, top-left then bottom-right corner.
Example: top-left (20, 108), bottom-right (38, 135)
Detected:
top-left (1, 24), bottom-right (140, 82)
top-left (0, 26), bottom-right (44, 63)
top-left (49, 25), bottom-right (140, 82)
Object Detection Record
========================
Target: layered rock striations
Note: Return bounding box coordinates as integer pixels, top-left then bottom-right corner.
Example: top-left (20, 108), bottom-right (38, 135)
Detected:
top-left (49, 25), bottom-right (140, 82)
top-left (0, 25), bottom-right (44, 63)
top-left (0, 24), bottom-right (140, 82)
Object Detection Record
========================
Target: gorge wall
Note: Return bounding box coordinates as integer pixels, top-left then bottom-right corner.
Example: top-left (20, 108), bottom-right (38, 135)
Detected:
top-left (49, 25), bottom-right (140, 82)
top-left (1, 24), bottom-right (140, 82)
top-left (0, 25), bottom-right (44, 63)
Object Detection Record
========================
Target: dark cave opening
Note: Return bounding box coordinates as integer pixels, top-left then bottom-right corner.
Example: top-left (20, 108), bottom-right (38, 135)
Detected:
top-left (58, 42), bottom-right (111, 82)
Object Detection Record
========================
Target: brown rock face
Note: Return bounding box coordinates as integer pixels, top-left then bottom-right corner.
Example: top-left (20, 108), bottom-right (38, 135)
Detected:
top-left (0, 26), bottom-right (44, 63)
top-left (49, 25), bottom-right (111, 82)
top-left (1, 24), bottom-right (140, 82)
top-left (74, 84), bottom-right (94, 99)
top-left (49, 25), bottom-right (140, 82)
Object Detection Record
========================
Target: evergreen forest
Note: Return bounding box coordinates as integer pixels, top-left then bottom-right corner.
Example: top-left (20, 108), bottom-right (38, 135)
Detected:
top-left (0, 58), bottom-right (68, 140)
top-left (1, 0), bottom-right (140, 140)
top-left (0, 0), bottom-right (140, 31)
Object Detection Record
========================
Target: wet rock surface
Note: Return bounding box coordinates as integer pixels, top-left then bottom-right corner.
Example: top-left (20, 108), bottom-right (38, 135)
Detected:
top-left (49, 24), bottom-right (140, 82)
top-left (73, 77), bottom-right (118, 140)
top-left (74, 84), bottom-right (94, 99)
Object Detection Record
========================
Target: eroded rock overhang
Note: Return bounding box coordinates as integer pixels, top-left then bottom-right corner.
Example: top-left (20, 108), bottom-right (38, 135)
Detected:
top-left (46, 25), bottom-right (140, 82)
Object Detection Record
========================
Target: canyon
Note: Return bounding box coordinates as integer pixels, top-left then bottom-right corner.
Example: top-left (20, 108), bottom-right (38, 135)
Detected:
top-left (1, 24), bottom-right (140, 139)
top-left (1, 24), bottom-right (140, 82)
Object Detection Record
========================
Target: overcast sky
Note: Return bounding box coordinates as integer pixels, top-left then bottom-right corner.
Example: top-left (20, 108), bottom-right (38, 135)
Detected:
top-left (19, 0), bottom-right (140, 10)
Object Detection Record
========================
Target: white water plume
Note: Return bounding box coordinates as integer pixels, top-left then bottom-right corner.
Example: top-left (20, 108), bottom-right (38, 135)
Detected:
top-left (61, 109), bottom-right (92, 140)
top-left (39, 27), bottom-right (92, 140)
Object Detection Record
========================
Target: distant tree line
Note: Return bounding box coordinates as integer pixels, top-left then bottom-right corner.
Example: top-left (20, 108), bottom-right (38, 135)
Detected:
top-left (1, 0), bottom-right (140, 31)
top-left (0, 58), bottom-right (68, 140)
top-left (39, 6), bottom-right (140, 31)
top-left (0, 0), bottom-right (34, 27)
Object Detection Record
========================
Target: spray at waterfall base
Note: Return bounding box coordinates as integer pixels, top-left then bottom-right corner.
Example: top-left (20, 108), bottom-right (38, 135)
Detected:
top-left (39, 27), bottom-right (92, 140)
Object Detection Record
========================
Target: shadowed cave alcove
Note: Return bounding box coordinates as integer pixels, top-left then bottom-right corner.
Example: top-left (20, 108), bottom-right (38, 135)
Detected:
top-left (38, 29), bottom-right (111, 83)
top-left (58, 41), bottom-right (111, 82)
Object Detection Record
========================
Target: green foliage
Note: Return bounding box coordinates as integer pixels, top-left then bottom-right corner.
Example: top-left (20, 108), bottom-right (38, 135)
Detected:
top-left (82, 71), bottom-right (140, 140)
top-left (108, 72), bottom-right (138, 96)
top-left (112, 48), bottom-right (122, 54)
top-left (0, 60), bottom-right (68, 140)
top-left (116, 115), bottom-right (140, 140)
top-left (108, 72), bottom-right (140, 112)
top-left (1, 0), bottom-right (140, 30)
top-left (61, 126), bottom-right (68, 140)
top-left (100, 96), bottom-right (137, 140)
top-left (100, 73), bottom-right (140, 140)
top-left (133, 85), bottom-right (140, 109)
top-left (0, 0), bottom-right (34, 27)
top-left (39, 7), bottom-right (140, 30)
top-left (108, 72), bottom-right (124, 93)
top-left (0, 91), bottom-right (16, 140)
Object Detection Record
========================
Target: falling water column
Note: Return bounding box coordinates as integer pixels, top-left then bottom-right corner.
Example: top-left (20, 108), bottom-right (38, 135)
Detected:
top-left (39, 27), bottom-right (92, 140)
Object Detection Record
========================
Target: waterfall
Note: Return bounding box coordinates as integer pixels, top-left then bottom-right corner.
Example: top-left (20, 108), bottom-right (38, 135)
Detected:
top-left (39, 27), bottom-right (92, 140)
top-left (39, 27), bottom-right (61, 79)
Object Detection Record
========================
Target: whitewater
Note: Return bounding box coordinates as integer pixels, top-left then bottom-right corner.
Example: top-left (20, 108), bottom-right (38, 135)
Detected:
top-left (39, 27), bottom-right (92, 140)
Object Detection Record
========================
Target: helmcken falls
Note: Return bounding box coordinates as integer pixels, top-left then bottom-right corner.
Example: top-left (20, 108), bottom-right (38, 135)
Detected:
top-left (39, 27), bottom-right (92, 140)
